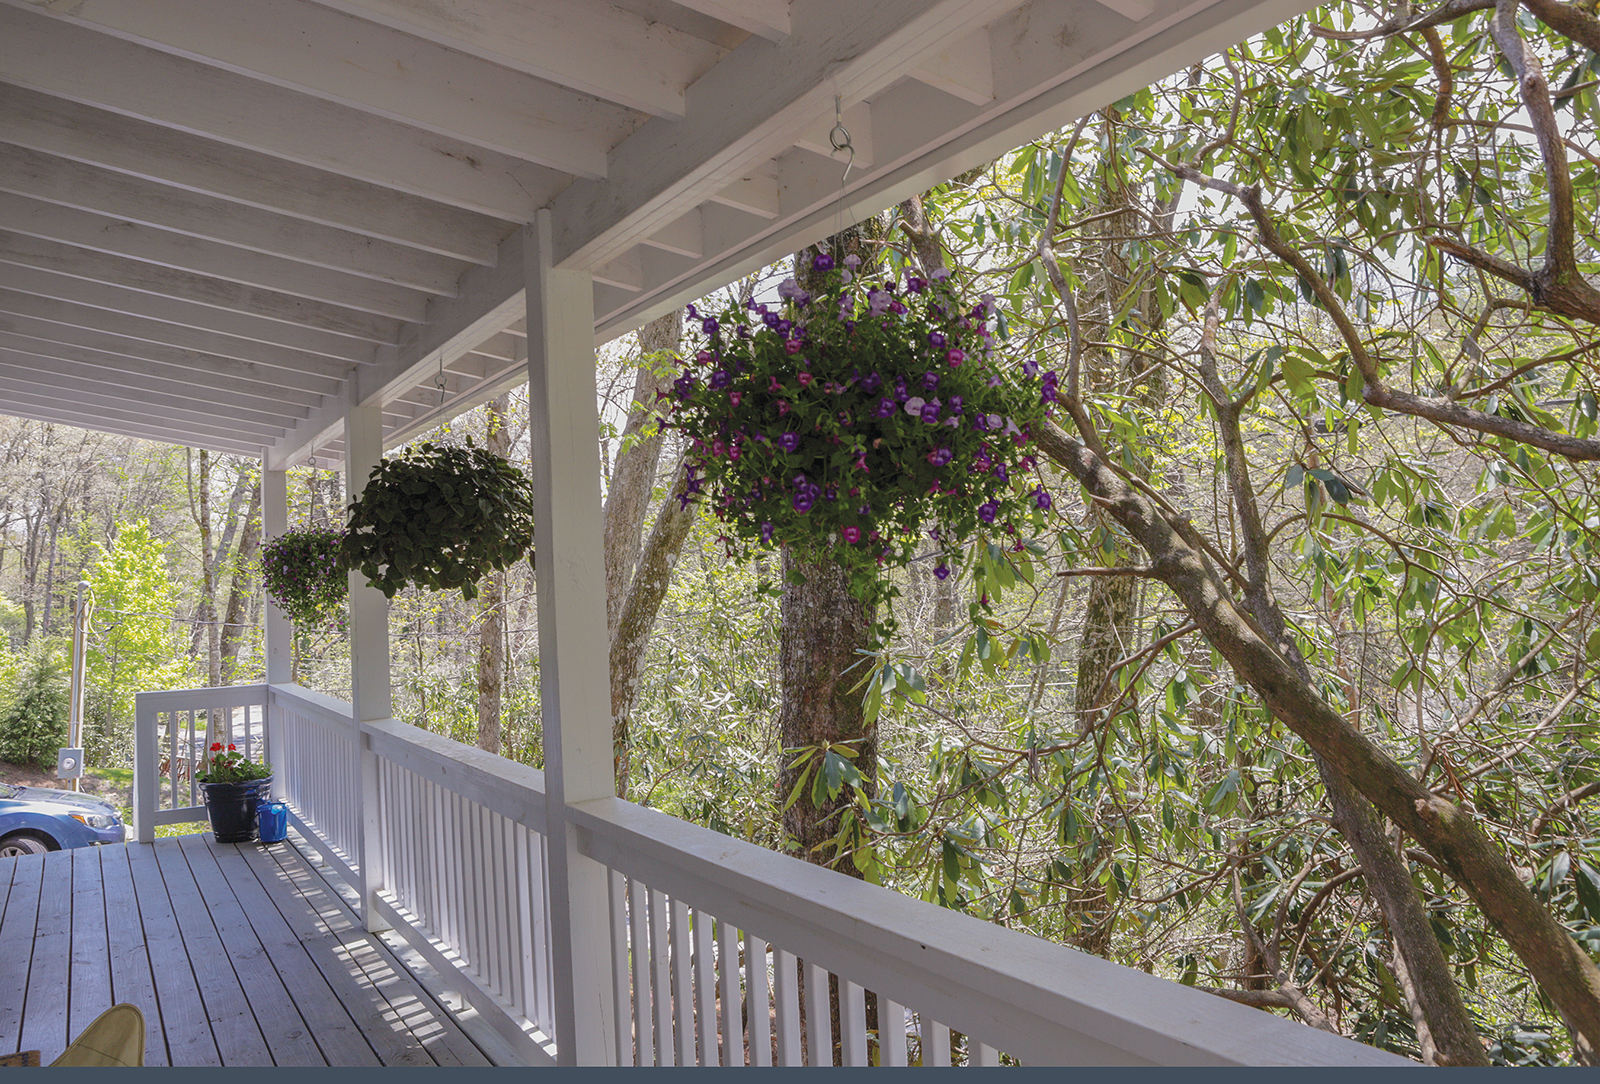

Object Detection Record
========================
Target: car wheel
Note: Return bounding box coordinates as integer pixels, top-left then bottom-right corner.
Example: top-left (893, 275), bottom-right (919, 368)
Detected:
top-left (0, 831), bottom-right (55, 858)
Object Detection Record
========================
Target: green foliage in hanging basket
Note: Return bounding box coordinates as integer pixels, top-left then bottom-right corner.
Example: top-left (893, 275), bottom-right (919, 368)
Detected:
top-left (340, 440), bottom-right (535, 600)
top-left (260, 526), bottom-right (348, 629)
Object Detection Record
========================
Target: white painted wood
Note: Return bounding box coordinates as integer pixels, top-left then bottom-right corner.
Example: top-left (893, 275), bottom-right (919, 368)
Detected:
top-left (648, 888), bottom-right (672, 1066)
top-left (693, 910), bottom-right (715, 1064)
top-left (803, 960), bottom-right (829, 1067)
top-left (132, 692), bottom-right (158, 842)
top-left (7, 0), bottom-right (620, 177)
top-left (592, 250), bottom-right (644, 293)
top-left (0, 387), bottom-right (269, 456)
top-left (569, 796), bottom-right (1415, 1067)
top-left (362, 719), bottom-right (547, 832)
top-left (0, 328), bottom-right (332, 408)
top-left (524, 210), bottom-right (617, 1065)
top-left (0, 350), bottom-right (305, 430)
top-left (841, 979), bottom-right (868, 1066)
top-left (771, 948), bottom-right (800, 1066)
top-left (308, 0), bottom-right (724, 118)
top-left (909, 29), bottom-right (996, 105)
top-left (717, 921), bottom-right (741, 1066)
top-left (0, 5), bottom-right (556, 220)
top-left (0, 262), bottom-right (380, 363)
top-left (708, 173), bottom-right (781, 219)
top-left (672, 0), bottom-right (790, 41)
top-left (747, 936), bottom-right (771, 1067)
top-left (344, 399), bottom-right (391, 932)
top-left (0, 193), bottom-right (429, 321)
top-left (0, 291), bottom-right (361, 379)
top-left (608, 870), bottom-right (631, 1060)
top-left (0, 230), bottom-right (404, 344)
top-left (670, 898), bottom-right (694, 1064)
top-left (972, 1041), bottom-right (1000, 1066)
top-left (794, 100), bottom-right (875, 168)
top-left (262, 472), bottom-right (292, 686)
top-left (0, 145), bottom-right (468, 294)
top-left (0, 83), bottom-right (505, 263)
top-left (641, 209), bottom-right (704, 259)
top-left (0, 366), bottom-right (287, 441)
top-left (629, 878), bottom-right (651, 1065)
top-left (926, 1020), bottom-right (952, 1067)
top-left (881, 999), bottom-right (907, 1067)
top-left (549, 0), bottom-right (1018, 271)
top-left (268, 228), bottom-right (527, 469)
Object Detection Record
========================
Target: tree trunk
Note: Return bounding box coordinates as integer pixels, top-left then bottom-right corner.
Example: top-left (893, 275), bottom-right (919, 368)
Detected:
top-left (776, 549), bottom-right (876, 868)
top-left (477, 394), bottom-right (511, 755)
top-left (605, 312), bottom-right (678, 635)
top-left (1034, 419), bottom-right (1600, 1060)
top-left (218, 481), bottom-right (262, 685)
top-left (609, 472), bottom-right (695, 796)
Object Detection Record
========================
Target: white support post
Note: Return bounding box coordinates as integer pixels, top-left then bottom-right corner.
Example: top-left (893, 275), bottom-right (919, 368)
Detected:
top-left (345, 400), bottom-right (392, 933)
top-left (524, 209), bottom-right (617, 1066)
top-left (262, 466), bottom-right (292, 688)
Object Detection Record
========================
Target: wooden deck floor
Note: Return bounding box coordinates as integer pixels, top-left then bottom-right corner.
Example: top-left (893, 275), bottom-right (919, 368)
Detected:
top-left (0, 832), bottom-right (495, 1067)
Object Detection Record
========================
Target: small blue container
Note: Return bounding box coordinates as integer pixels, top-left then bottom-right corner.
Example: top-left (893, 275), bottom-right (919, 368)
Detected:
top-left (257, 800), bottom-right (288, 844)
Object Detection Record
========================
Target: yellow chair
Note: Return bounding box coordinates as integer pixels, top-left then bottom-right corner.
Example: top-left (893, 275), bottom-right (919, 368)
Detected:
top-left (49, 1004), bottom-right (146, 1067)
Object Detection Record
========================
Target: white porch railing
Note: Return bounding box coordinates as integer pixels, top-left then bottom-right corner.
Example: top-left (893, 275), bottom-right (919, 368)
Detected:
top-left (135, 682), bottom-right (1412, 1068)
top-left (133, 683), bottom-right (270, 835)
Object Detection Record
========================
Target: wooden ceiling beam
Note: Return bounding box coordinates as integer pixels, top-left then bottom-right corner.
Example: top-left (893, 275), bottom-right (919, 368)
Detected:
top-left (0, 232), bottom-right (404, 346)
top-left (0, 353), bottom-right (302, 431)
top-left (0, 5), bottom-right (561, 219)
top-left (0, 194), bottom-right (429, 322)
top-left (0, 84), bottom-right (507, 264)
top-left (4, 0), bottom-right (625, 175)
top-left (307, 0), bottom-right (725, 118)
top-left (0, 145), bottom-right (470, 295)
top-left (0, 329), bottom-right (334, 406)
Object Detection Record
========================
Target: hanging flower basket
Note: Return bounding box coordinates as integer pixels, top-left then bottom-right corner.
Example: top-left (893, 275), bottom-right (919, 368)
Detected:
top-left (260, 526), bottom-right (347, 630)
top-left (340, 440), bottom-right (535, 601)
top-left (665, 251), bottom-right (1054, 629)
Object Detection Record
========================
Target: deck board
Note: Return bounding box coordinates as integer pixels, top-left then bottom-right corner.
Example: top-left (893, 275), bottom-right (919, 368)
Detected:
top-left (0, 854), bottom-right (42, 1054)
top-left (67, 848), bottom-right (115, 1041)
top-left (0, 834), bottom-right (491, 1067)
top-left (99, 845), bottom-right (168, 1066)
top-left (126, 839), bottom-right (223, 1066)
top-left (175, 835), bottom-right (325, 1066)
top-left (20, 850), bottom-right (72, 1060)
top-left (264, 844), bottom-right (489, 1066)
top-left (202, 840), bottom-right (380, 1066)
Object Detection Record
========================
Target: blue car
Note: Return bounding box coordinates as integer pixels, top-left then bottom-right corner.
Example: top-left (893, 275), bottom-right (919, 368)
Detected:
top-left (0, 782), bottom-right (126, 856)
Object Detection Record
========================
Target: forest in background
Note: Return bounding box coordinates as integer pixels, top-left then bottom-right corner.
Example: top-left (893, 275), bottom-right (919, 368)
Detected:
top-left (4, 0), bottom-right (1600, 1065)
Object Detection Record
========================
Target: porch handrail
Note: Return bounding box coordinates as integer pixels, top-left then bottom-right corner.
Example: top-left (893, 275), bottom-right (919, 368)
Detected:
top-left (140, 681), bottom-right (1412, 1067)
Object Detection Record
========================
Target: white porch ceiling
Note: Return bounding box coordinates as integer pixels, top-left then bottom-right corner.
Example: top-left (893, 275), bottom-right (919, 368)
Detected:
top-left (0, 0), bottom-right (1312, 468)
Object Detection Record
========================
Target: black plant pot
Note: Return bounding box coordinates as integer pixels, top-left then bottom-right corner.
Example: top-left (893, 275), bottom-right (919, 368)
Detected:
top-left (201, 778), bottom-right (273, 843)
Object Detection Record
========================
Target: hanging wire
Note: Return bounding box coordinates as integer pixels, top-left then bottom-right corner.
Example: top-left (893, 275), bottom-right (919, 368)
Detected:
top-left (435, 355), bottom-right (448, 408)
top-left (829, 94), bottom-right (857, 236)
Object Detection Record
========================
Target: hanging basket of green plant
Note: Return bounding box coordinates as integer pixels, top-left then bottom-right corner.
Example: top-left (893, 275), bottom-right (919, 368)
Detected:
top-left (260, 526), bottom-right (348, 629)
top-left (665, 251), bottom-right (1055, 627)
top-left (340, 440), bottom-right (535, 601)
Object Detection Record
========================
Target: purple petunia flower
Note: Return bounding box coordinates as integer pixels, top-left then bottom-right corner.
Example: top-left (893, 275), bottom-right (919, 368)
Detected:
top-left (993, 463), bottom-right (1008, 482)
top-left (702, 317), bottom-right (720, 335)
top-left (708, 370), bottom-right (731, 390)
top-left (933, 564), bottom-right (950, 580)
top-left (947, 395), bottom-right (964, 416)
top-left (929, 330), bottom-right (946, 348)
top-left (1022, 359), bottom-right (1039, 378)
top-left (875, 398), bottom-right (896, 418)
top-left (1034, 487), bottom-right (1052, 511)
top-left (978, 500), bottom-right (1000, 524)
top-left (862, 372), bottom-right (882, 393)
top-left (793, 491), bottom-right (814, 513)
top-left (844, 254), bottom-right (861, 269)
top-left (906, 276), bottom-right (927, 295)
top-left (927, 447), bottom-right (952, 467)
top-left (813, 252), bottom-right (835, 271)
top-left (777, 432), bottom-right (800, 453)
top-left (921, 371), bottom-right (940, 392)
top-left (920, 399), bottom-right (941, 424)
top-left (946, 348), bottom-right (966, 367)
top-left (760, 521), bottom-right (775, 543)
top-left (843, 526), bottom-right (861, 543)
